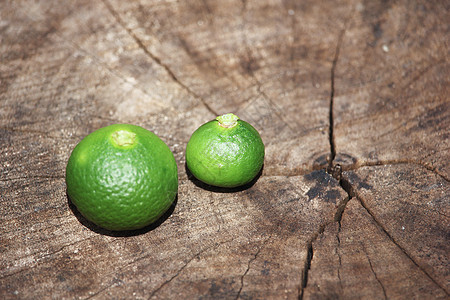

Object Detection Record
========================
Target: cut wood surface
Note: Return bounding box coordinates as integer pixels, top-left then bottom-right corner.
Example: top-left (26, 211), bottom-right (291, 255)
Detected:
top-left (0, 0), bottom-right (448, 299)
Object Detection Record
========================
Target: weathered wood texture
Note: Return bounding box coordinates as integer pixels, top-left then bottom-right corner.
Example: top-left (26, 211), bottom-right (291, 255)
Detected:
top-left (0, 0), bottom-right (448, 299)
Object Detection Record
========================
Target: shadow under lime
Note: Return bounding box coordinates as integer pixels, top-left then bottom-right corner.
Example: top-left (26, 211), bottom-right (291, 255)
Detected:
top-left (67, 193), bottom-right (177, 237)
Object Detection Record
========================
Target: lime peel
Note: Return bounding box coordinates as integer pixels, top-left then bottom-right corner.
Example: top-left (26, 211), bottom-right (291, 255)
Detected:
top-left (186, 114), bottom-right (264, 188)
top-left (111, 130), bottom-right (136, 147)
top-left (66, 124), bottom-right (178, 231)
top-left (216, 113), bottom-right (239, 128)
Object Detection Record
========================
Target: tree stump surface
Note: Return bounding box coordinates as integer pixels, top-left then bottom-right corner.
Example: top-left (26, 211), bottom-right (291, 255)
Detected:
top-left (1, 0), bottom-right (448, 299)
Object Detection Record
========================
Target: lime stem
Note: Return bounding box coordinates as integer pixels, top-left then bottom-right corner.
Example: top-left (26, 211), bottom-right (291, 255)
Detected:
top-left (216, 113), bottom-right (239, 128)
top-left (111, 130), bottom-right (136, 146)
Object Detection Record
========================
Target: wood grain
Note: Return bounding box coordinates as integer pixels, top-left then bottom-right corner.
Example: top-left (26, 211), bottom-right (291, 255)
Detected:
top-left (1, 0), bottom-right (448, 299)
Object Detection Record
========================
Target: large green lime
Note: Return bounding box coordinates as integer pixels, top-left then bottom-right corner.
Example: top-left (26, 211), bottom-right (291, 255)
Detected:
top-left (66, 124), bottom-right (178, 231)
top-left (186, 113), bottom-right (264, 188)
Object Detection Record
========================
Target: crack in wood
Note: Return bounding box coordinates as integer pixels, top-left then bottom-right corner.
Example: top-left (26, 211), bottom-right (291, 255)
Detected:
top-left (333, 95), bottom-right (445, 129)
top-left (354, 191), bottom-right (449, 296)
top-left (148, 238), bottom-right (234, 299)
top-left (233, 92), bottom-right (260, 113)
top-left (295, 6), bottom-right (447, 296)
top-left (342, 159), bottom-right (449, 182)
top-left (399, 58), bottom-right (447, 92)
top-left (101, 0), bottom-right (217, 117)
top-left (259, 89), bottom-right (297, 133)
top-left (239, 5), bottom-right (296, 133)
top-left (334, 197), bottom-right (352, 224)
top-left (298, 236), bottom-right (314, 300)
top-left (335, 223), bottom-right (344, 292)
top-left (332, 177), bottom-right (351, 295)
top-left (0, 235), bottom-right (97, 280)
top-left (298, 222), bottom-right (334, 299)
top-left (21, 5), bottom-right (174, 115)
top-left (328, 26), bottom-right (347, 169)
top-left (38, 236), bottom-right (97, 261)
top-left (321, 167), bottom-right (449, 297)
top-left (84, 278), bottom-right (123, 300)
top-left (325, 158), bottom-right (449, 297)
top-left (78, 243), bottom-right (173, 296)
top-left (2, 1), bottom-right (447, 298)
top-left (300, 18), bottom-right (351, 299)
top-left (361, 243), bottom-right (388, 300)
top-left (147, 254), bottom-right (205, 299)
top-left (235, 236), bottom-right (271, 300)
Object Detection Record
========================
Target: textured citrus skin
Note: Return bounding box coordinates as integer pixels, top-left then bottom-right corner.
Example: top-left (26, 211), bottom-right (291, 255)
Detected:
top-left (186, 118), bottom-right (264, 188)
top-left (66, 124), bottom-right (178, 231)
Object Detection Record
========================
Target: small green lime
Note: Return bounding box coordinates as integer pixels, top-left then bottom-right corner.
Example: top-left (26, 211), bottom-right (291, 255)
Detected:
top-left (66, 124), bottom-right (178, 231)
top-left (186, 113), bottom-right (264, 188)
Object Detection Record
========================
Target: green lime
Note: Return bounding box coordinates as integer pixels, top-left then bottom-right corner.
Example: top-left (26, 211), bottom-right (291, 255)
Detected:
top-left (66, 124), bottom-right (178, 231)
top-left (186, 113), bottom-right (264, 188)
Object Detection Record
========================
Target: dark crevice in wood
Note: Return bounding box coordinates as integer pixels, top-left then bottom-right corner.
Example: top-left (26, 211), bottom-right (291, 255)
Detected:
top-left (101, 0), bottom-right (218, 117)
top-left (327, 161), bottom-right (449, 296)
top-left (319, 11), bottom-right (449, 299)
top-left (325, 20), bottom-right (363, 286)
top-left (302, 19), bottom-right (349, 293)
top-left (326, 20), bottom-right (353, 247)
top-left (353, 189), bottom-right (449, 296)
top-left (326, 167), bottom-right (449, 297)
top-left (327, 26), bottom-right (346, 169)
top-left (332, 166), bottom-right (354, 223)
top-left (334, 196), bottom-right (352, 224)
top-left (298, 240), bottom-right (314, 300)
top-left (285, 164), bottom-right (353, 298)
top-left (298, 224), bottom-right (326, 300)
top-left (336, 223), bottom-right (344, 291)
top-left (332, 168), bottom-right (349, 293)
